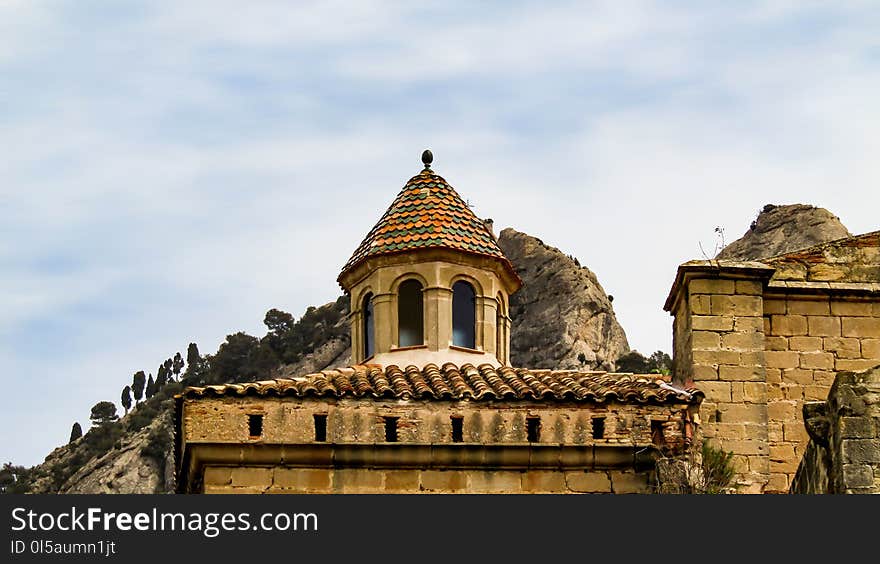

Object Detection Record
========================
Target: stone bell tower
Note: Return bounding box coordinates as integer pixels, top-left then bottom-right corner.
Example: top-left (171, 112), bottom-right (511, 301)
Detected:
top-left (337, 150), bottom-right (522, 368)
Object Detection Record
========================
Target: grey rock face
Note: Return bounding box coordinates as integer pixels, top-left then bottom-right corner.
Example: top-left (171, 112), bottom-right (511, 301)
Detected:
top-left (716, 204), bottom-right (850, 261)
top-left (498, 228), bottom-right (630, 371)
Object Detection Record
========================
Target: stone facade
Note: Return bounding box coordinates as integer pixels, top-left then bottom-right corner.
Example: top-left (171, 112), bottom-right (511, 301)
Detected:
top-left (791, 365), bottom-right (880, 493)
top-left (666, 231), bottom-right (880, 493)
top-left (176, 376), bottom-right (700, 494)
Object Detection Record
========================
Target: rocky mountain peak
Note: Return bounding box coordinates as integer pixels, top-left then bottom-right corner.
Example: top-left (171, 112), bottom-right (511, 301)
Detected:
top-left (716, 204), bottom-right (851, 261)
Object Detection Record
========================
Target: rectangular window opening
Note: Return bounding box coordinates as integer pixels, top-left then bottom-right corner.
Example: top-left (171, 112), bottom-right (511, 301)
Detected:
top-left (248, 414), bottom-right (263, 438)
top-left (526, 416), bottom-right (541, 443)
top-left (592, 417), bottom-right (605, 440)
top-left (451, 416), bottom-right (464, 443)
top-left (314, 414), bottom-right (327, 442)
top-left (651, 420), bottom-right (665, 446)
top-left (384, 416), bottom-right (399, 443)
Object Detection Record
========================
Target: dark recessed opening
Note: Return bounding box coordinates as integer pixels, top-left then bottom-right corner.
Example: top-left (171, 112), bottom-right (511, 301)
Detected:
top-left (715, 409), bottom-right (723, 423)
top-left (651, 420), bottom-right (665, 446)
top-left (314, 414), bottom-right (327, 442)
top-left (592, 417), bottom-right (605, 440)
top-left (384, 416), bottom-right (399, 442)
top-left (248, 414), bottom-right (263, 438)
top-left (526, 416), bottom-right (541, 443)
top-left (451, 416), bottom-right (464, 443)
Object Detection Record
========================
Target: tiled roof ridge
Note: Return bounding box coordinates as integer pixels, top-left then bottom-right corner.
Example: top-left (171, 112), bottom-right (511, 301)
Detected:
top-left (181, 362), bottom-right (702, 405)
top-left (338, 169), bottom-right (514, 281)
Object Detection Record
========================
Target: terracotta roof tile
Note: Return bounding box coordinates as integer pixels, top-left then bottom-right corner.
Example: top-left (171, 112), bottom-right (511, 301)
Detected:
top-left (338, 169), bottom-right (515, 281)
top-left (182, 363), bottom-right (702, 405)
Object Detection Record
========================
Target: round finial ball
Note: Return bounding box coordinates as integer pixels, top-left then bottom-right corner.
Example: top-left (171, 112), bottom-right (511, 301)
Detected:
top-left (421, 149), bottom-right (433, 167)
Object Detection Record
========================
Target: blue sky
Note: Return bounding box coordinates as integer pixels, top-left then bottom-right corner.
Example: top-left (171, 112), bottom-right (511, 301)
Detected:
top-left (2, 1), bottom-right (879, 466)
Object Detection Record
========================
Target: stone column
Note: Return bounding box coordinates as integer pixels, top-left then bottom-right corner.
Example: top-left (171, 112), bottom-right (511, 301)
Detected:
top-left (372, 292), bottom-right (394, 353)
top-left (425, 286), bottom-right (453, 349)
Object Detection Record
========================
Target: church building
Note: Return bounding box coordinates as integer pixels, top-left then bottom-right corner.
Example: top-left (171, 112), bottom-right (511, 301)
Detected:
top-left (175, 151), bottom-right (703, 494)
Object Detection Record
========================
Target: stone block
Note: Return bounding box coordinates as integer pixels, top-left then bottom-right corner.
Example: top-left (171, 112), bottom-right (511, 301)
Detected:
top-left (812, 370), bottom-right (836, 387)
top-left (804, 386), bottom-right (830, 401)
top-left (720, 365), bottom-right (764, 382)
top-left (420, 471), bottom-right (468, 492)
top-left (565, 471), bottom-right (612, 493)
top-left (842, 317), bottom-right (880, 338)
top-left (699, 381), bottom-right (732, 401)
top-left (694, 350), bottom-right (741, 365)
top-left (521, 471), bottom-right (566, 492)
top-left (823, 337), bottom-right (861, 358)
top-left (768, 422), bottom-right (784, 442)
top-left (831, 301), bottom-right (874, 317)
top-left (714, 423), bottom-right (747, 440)
top-left (230, 467), bottom-right (272, 488)
top-left (840, 417), bottom-right (875, 438)
top-left (203, 466), bottom-right (232, 486)
top-left (772, 315), bottom-right (807, 336)
top-left (836, 359), bottom-right (880, 372)
top-left (334, 469), bottom-right (384, 492)
top-left (765, 336), bottom-right (789, 351)
top-left (769, 443), bottom-right (795, 462)
top-left (783, 368), bottom-right (813, 385)
top-left (468, 471), bottom-right (522, 493)
top-left (842, 464), bottom-right (874, 488)
top-left (724, 439), bottom-right (768, 456)
top-left (692, 364), bottom-right (719, 380)
top-left (862, 339), bottom-right (880, 360)
top-left (842, 439), bottom-right (880, 464)
top-left (742, 382), bottom-right (767, 403)
top-left (800, 352), bottom-right (834, 370)
top-left (768, 401), bottom-right (798, 422)
top-left (767, 384), bottom-right (785, 401)
top-left (273, 468), bottom-right (331, 491)
top-left (808, 316), bottom-right (841, 337)
top-left (692, 330), bottom-right (721, 349)
top-left (735, 280), bottom-right (763, 295)
top-left (383, 470), bottom-right (420, 491)
top-left (609, 471), bottom-right (650, 494)
top-left (766, 368), bottom-right (782, 383)
top-left (693, 316), bottom-right (734, 331)
top-left (783, 423), bottom-right (808, 443)
top-left (763, 299), bottom-right (786, 315)
top-left (720, 403), bottom-right (767, 423)
top-left (787, 300), bottom-right (830, 316)
top-left (765, 351), bottom-right (800, 369)
top-left (722, 332), bottom-right (764, 351)
top-left (765, 473), bottom-right (789, 493)
top-left (734, 316), bottom-right (765, 332)
top-left (690, 294), bottom-right (711, 315)
top-left (691, 278), bottom-right (735, 295)
top-left (788, 336), bottom-right (823, 352)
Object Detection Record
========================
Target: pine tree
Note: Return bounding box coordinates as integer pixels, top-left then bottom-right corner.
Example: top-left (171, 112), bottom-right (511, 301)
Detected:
top-left (121, 385), bottom-right (132, 414)
top-left (156, 365), bottom-right (167, 389)
top-left (69, 422), bottom-right (83, 443)
top-left (89, 401), bottom-right (119, 426)
top-left (132, 371), bottom-right (146, 404)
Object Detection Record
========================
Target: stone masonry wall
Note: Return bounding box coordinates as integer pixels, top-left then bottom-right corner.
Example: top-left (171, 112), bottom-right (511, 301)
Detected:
top-left (763, 295), bottom-right (880, 492)
top-left (791, 365), bottom-right (880, 493)
top-left (672, 275), bottom-right (769, 493)
top-left (200, 466), bottom-right (653, 494)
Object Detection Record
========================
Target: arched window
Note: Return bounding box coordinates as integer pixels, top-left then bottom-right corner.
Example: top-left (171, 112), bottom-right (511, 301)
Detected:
top-left (496, 294), bottom-right (505, 360)
top-left (452, 281), bottom-right (476, 349)
top-left (398, 279), bottom-right (424, 347)
top-left (362, 293), bottom-right (374, 360)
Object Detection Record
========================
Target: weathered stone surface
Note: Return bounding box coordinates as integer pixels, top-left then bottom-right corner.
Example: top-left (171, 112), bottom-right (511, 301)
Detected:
top-left (498, 229), bottom-right (629, 371)
top-left (716, 204), bottom-right (850, 261)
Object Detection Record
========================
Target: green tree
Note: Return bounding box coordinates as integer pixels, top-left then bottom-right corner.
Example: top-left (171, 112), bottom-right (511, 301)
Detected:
top-left (145, 374), bottom-right (156, 399)
top-left (69, 422), bottom-right (83, 443)
top-left (0, 463), bottom-right (33, 494)
top-left (121, 385), bottom-right (132, 414)
top-left (172, 352), bottom-right (184, 381)
top-left (615, 350), bottom-right (650, 373)
top-left (89, 401), bottom-right (119, 426)
top-left (132, 371), bottom-right (146, 404)
top-left (156, 364), bottom-right (168, 389)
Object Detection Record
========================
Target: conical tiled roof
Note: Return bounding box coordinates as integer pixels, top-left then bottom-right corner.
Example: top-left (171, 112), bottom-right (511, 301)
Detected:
top-left (339, 167), bottom-right (517, 282)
